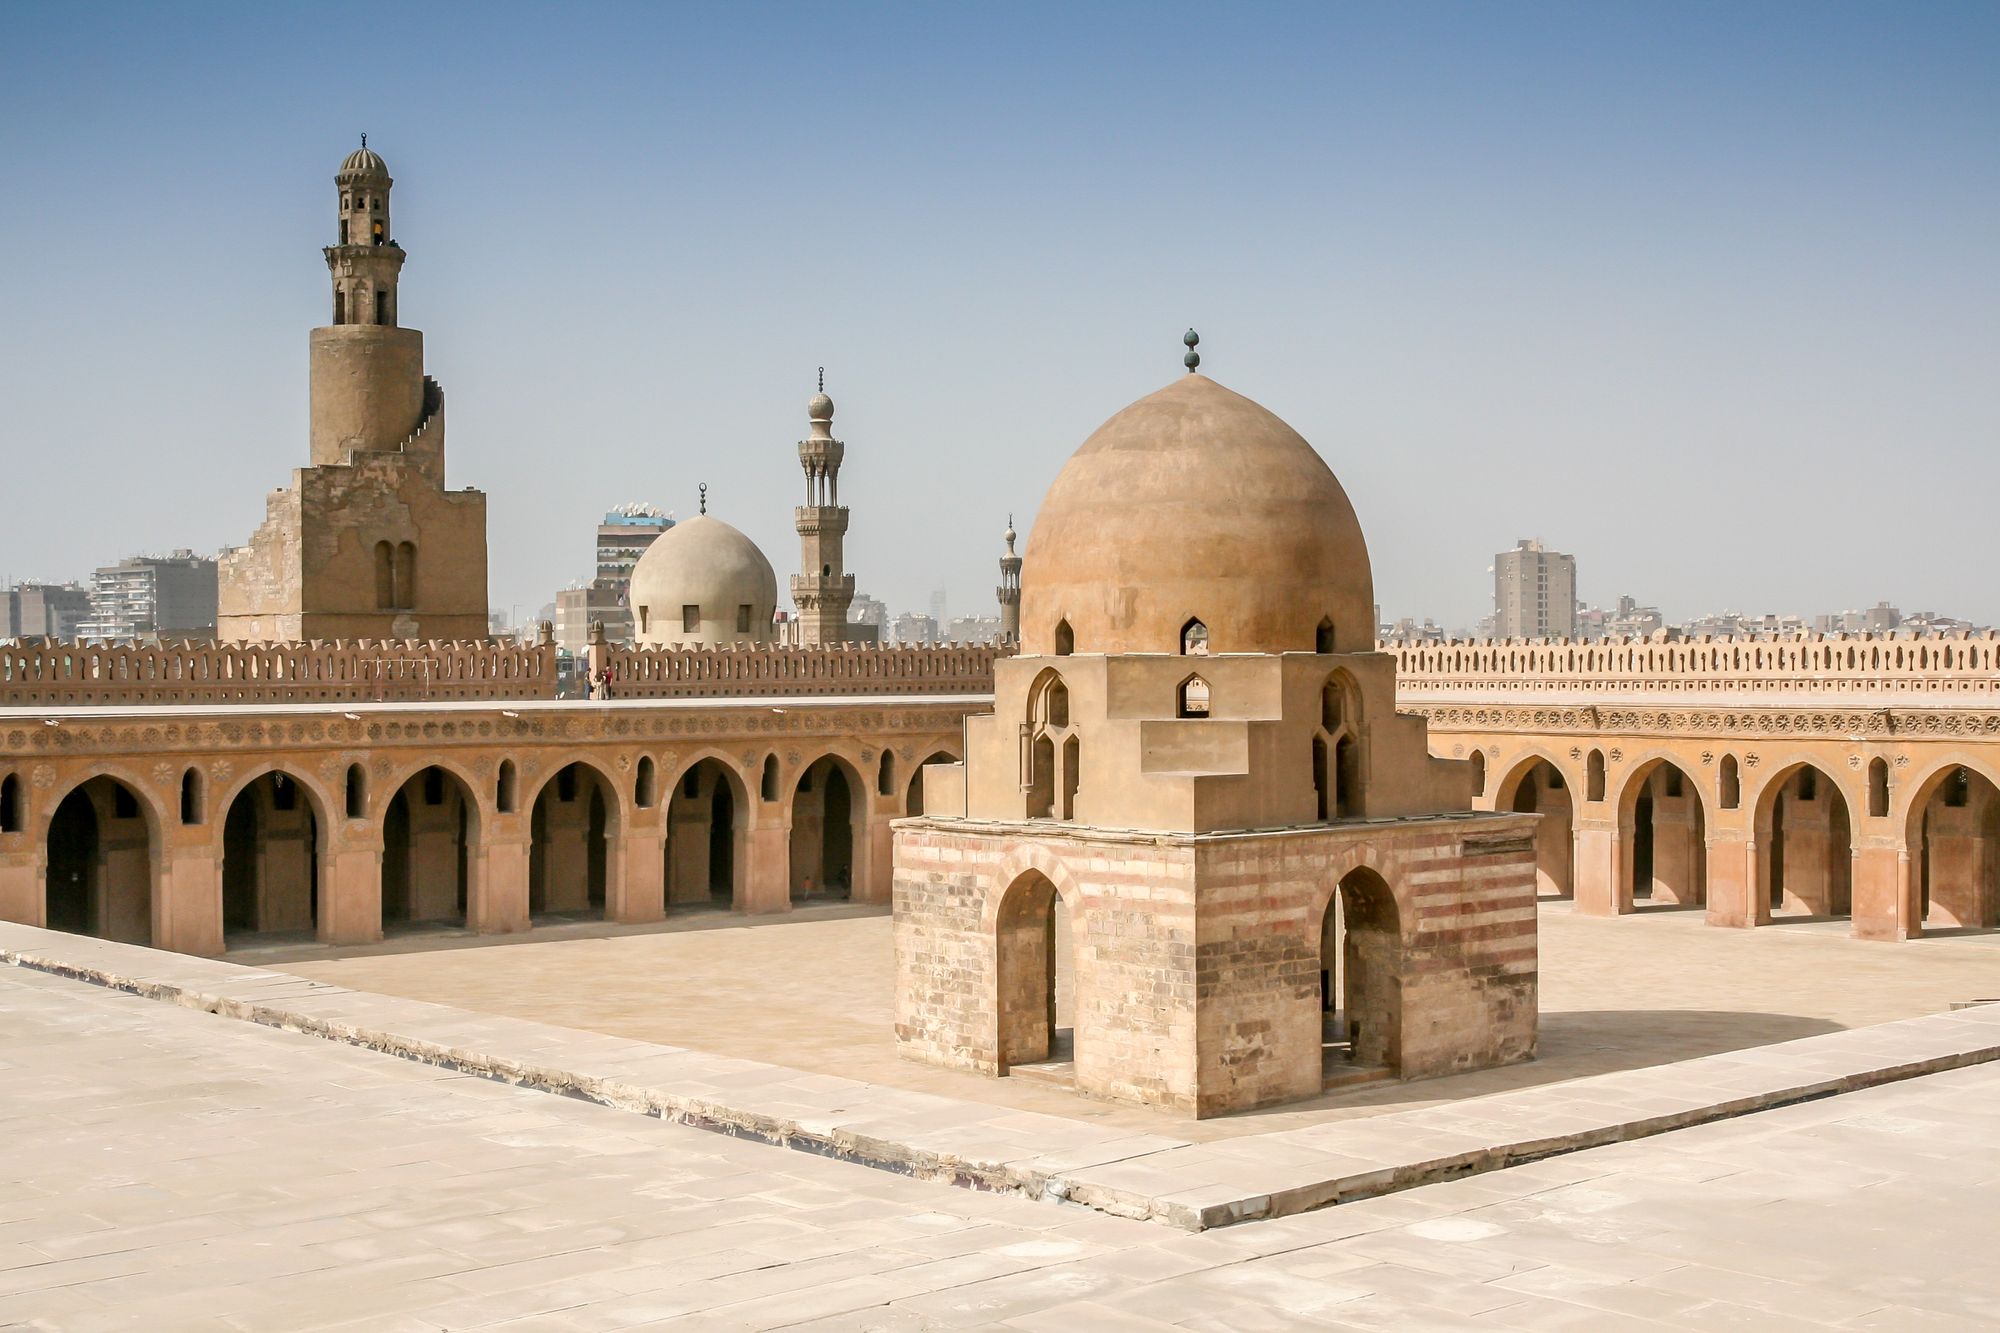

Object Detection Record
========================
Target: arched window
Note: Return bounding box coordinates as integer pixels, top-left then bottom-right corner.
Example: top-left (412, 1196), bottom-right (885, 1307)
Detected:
top-left (1312, 736), bottom-right (1329, 821)
top-left (1177, 674), bottom-right (1211, 719)
top-left (497, 760), bottom-right (518, 813)
top-left (345, 763), bottom-right (366, 819)
top-left (0, 773), bottom-right (18, 833)
top-left (1316, 618), bottom-right (1336, 654)
top-left (1053, 620), bottom-right (1073, 656)
top-left (761, 755), bottom-right (779, 802)
top-left (1867, 758), bottom-right (1888, 819)
top-left (1060, 733), bottom-right (1080, 821)
top-left (373, 541), bottom-right (395, 610)
top-left (394, 542), bottom-right (416, 609)
top-left (1180, 618), bottom-right (1210, 656)
top-left (1321, 679), bottom-right (1345, 732)
top-left (1719, 755), bottom-right (1740, 809)
top-left (179, 768), bottom-right (203, 825)
top-left (635, 756), bottom-right (657, 808)
top-left (877, 751), bottom-right (895, 797)
top-left (1469, 750), bottom-right (1486, 798)
top-left (1586, 750), bottom-right (1606, 803)
top-left (1042, 675), bottom-right (1069, 729)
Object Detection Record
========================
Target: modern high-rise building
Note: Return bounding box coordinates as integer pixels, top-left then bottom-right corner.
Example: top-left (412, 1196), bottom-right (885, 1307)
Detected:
top-left (555, 503), bottom-right (674, 651)
top-left (2, 582), bottom-right (91, 641)
top-left (1492, 539), bottom-right (1576, 640)
top-left (78, 552), bottom-right (218, 642)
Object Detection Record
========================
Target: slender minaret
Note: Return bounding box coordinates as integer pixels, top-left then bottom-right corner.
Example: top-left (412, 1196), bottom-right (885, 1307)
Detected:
top-left (791, 371), bottom-right (856, 645)
top-left (312, 137), bottom-right (429, 472)
top-left (996, 516), bottom-right (1022, 644)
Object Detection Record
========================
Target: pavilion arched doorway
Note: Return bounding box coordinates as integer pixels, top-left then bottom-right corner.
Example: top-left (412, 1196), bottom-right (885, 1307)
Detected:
top-left (1318, 866), bottom-right (1401, 1082)
top-left (994, 870), bottom-right (1074, 1075)
top-left (45, 777), bottom-right (153, 945)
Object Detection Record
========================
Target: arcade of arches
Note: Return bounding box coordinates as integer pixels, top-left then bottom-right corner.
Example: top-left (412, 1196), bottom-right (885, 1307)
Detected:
top-left (0, 701), bottom-right (970, 957)
top-left (1442, 718), bottom-right (2000, 940)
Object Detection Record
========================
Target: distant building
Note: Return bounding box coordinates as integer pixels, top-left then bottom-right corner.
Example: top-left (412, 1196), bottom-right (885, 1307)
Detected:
top-left (849, 594), bottom-right (888, 630)
top-left (80, 551), bottom-right (218, 642)
top-left (946, 614), bottom-right (1002, 644)
top-left (1815, 602), bottom-right (1903, 635)
top-left (1381, 617), bottom-right (1446, 644)
top-left (2, 582), bottom-right (91, 641)
top-left (554, 504), bottom-right (674, 652)
top-left (927, 588), bottom-right (948, 630)
top-left (1493, 539), bottom-right (1576, 640)
top-left (1577, 595), bottom-right (1663, 640)
top-left (892, 612), bottom-right (938, 644)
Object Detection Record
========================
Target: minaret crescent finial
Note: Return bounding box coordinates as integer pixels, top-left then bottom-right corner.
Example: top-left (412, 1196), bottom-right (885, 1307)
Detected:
top-left (818, 366), bottom-right (824, 393)
top-left (361, 132), bottom-right (367, 148)
top-left (698, 482), bottom-right (707, 515)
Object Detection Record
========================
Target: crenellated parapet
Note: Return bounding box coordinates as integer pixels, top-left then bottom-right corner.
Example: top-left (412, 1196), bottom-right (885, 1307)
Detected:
top-left (602, 641), bottom-right (1005, 698)
top-left (0, 639), bottom-right (555, 708)
top-left (1385, 630), bottom-right (2000, 700)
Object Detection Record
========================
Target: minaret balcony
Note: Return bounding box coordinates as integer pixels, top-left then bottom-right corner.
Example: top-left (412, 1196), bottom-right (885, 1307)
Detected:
top-left (793, 507), bottom-right (850, 535)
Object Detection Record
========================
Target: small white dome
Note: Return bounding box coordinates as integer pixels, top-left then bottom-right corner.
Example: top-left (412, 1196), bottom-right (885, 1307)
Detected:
top-left (628, 515), bottom-right (778, 647)
top-left (339, 145), bottom-right (388, 178)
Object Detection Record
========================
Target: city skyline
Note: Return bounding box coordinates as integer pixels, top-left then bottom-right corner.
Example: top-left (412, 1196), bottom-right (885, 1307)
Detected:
top-left (2, 4), bottom-right (1995, 630)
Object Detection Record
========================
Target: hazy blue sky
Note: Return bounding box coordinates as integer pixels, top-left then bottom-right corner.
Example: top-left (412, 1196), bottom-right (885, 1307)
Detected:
top-left (2, 2), bottom-right (1995, 632)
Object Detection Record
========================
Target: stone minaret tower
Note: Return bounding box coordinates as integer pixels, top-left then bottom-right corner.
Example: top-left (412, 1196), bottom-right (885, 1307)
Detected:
top-left (996, 516), bottom-right (1022, 644)
top-left (217, 140), bottom-right (488, 642)
top-left (790, 375), bottom-right (856, 645)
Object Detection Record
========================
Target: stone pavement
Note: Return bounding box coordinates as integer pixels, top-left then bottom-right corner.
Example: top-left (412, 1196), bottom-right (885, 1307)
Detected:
top-left (261, 900), bottom-right (2000, 1141)
top-left (4, 964), bottom-right (2000, 1329)
top-left (5, 921), bottom-right (1999, 1232)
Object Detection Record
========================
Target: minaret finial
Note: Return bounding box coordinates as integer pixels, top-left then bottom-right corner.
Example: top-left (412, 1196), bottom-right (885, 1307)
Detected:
top-left (818, 366), bottom-right (824, 393)
top-left (698, 482), bottom-right (707, 515)
top-left (360, 132), bottom-right (367, 148)
top-left (1183, 328), bottom-right (1200, 373)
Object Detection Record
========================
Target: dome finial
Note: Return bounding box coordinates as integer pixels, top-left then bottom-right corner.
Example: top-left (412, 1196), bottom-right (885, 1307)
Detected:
top-left (818, 366), bottom-right (824, 393)
top-left (360, 132), bottom-right (367, 149)
top-left (1183, 328), bottom-right (1200, 373)
top-left (698, 482), bottom-right (707, 516)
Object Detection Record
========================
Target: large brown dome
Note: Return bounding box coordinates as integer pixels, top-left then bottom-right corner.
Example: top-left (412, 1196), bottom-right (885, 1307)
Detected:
top-left (1020, 373), bottom-right (1374, 656)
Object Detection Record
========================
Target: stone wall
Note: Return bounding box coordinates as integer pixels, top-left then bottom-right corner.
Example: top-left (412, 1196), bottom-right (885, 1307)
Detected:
top-left (894, 814), bottom-right (1537, 1117)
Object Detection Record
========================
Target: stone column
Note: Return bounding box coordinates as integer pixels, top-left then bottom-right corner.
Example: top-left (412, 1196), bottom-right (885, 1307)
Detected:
top-left (1703, 828), bottom-right (1758, 927)
top-left (319, 842), bottom-right (384, 945)
top-left (473, 830), bottom-right (531, 934)
top-left (1850, 839), bottom-right (1912, 941)
top-left (1571, 817), bottom-right (1621, 916)
top-left (740, 816), bottom-right (793, 915)
top-left (609, 826), bottom-right (663, 924)
top-left (0, 849), bottom-right (41, 928)
top-left (857, 802), bottom-right (896, 905)
top-left (157, 844), bottom-right (224, 956)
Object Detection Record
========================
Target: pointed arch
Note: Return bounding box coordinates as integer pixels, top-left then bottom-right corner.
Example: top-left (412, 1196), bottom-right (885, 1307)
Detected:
top-left (877, 750), bottom-right (896, 797)
top-left (760, 753), bottom-right (780, 802)
top-left (1053, 619), bottom-right (1073, 656)
top-left (635, 756), bottom-right (657, 809)
top-left (1176, 673), bottom-right (1211, 719)
top-left (1179, 617), bottom-right (1210, 656)
top-left (1315, 617), bottom-right (1336, 654)
top-left (179, 767), bottom-right (203, 825)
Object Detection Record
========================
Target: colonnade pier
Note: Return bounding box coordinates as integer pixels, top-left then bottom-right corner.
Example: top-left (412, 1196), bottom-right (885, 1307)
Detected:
top-left (0, 695), bottom-right (972, 956)
top-left (1393, 630), bottom-right (2000, 941)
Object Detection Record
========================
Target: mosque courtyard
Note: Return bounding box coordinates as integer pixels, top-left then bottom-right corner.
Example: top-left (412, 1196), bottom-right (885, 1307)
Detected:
top-left (3, 952), bottom-right (1997, 1329)
top-left (258, 901), bottom-right (2000, 1142)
